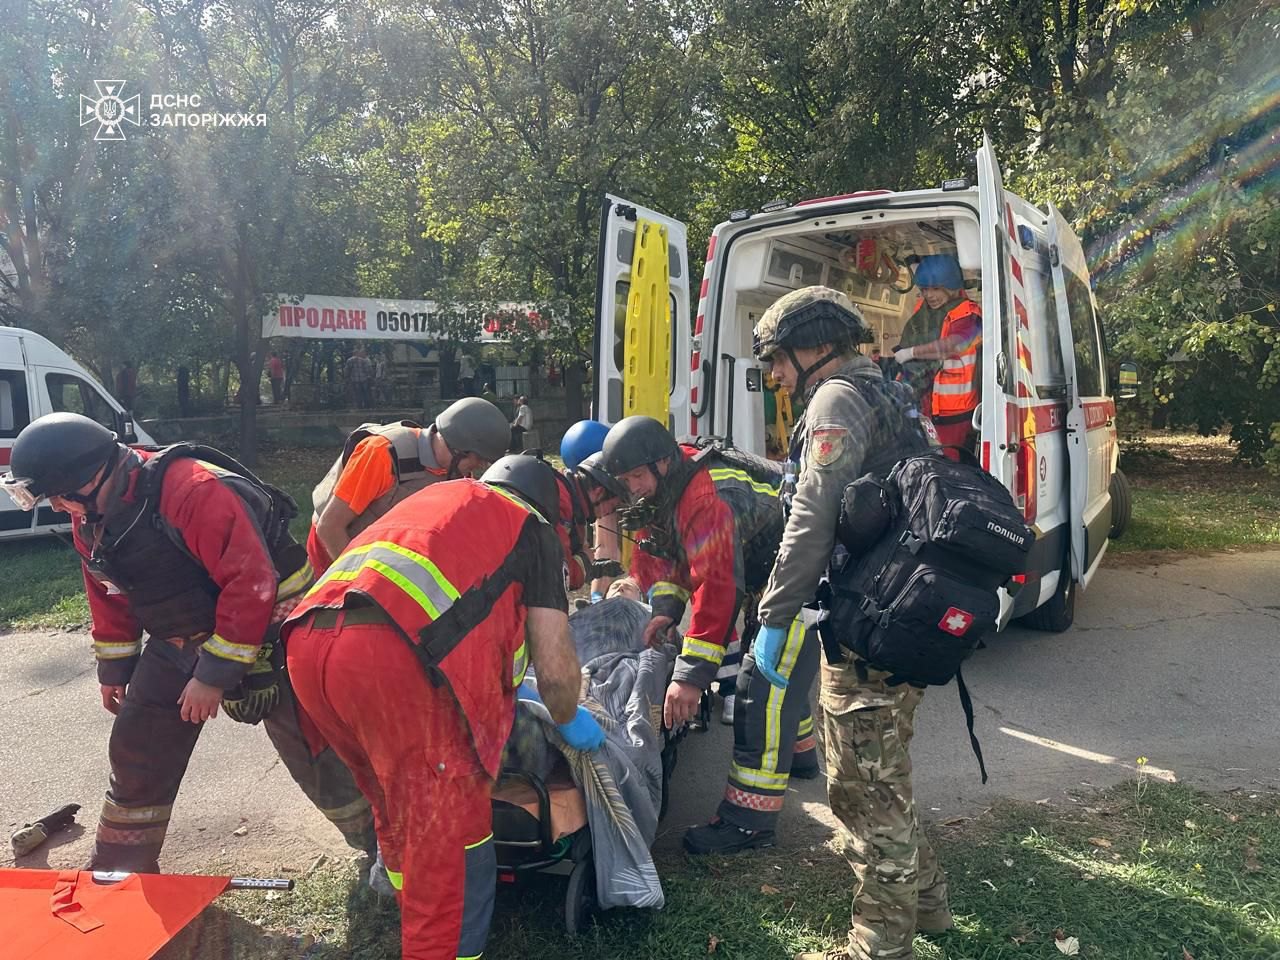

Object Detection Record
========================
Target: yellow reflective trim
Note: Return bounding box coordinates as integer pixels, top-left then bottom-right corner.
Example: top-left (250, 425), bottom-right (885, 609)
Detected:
top-left (487, 484), bottom-right (542, 520)
top-left (201, 633), bottom-right (259, 664)
top-left (464, 832), bottom-right (494, 850)
top-left (650, 581), bottom-right (690, 601)
top-left (708, 467), bottom-right (778, 497)
top-left (366, 541), bottom-right (461, 601)
top-left (365, 559), bottom-right (443, 620)
top-left (761, 618), bottom-right (806, 775)
top-left (278, 561), bottom-right (314, 599)
top-left (730, 762), bottom-right (789, 788)
top-left (681, 636), bottom-right (725, 666)
top-left (511, 640), bottom-right (528, 687)
top-left (385, 868), bottom-right (403, 891)
top-left (797, 715), bottom-right (814, 736)
top-left (94, 640), bottom-right (141, 659)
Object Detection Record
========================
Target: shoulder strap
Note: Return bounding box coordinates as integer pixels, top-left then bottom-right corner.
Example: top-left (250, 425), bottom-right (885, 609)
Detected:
top-left (955, 666), bottom-right (988, 784)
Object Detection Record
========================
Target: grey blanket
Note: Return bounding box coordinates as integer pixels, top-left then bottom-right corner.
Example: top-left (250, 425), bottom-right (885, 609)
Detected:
top-left (504, 597), bottom-right (672, 910)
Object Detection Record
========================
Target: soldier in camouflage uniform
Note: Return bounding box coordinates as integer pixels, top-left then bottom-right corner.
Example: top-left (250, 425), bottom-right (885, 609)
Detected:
top-left (749, 286), bottom-right (952, 960)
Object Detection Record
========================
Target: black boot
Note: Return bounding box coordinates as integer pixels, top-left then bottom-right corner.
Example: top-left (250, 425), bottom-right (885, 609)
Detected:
top-left (683, 818), bottom-right (775, 855)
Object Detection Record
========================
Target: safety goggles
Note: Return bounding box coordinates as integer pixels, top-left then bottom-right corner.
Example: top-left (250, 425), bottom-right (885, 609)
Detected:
top-left (0, 475), bottom-right (42, 512)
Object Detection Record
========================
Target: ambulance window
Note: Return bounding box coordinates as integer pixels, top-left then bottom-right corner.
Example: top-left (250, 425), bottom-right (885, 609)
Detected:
top-left (46, 373), bottom-right (116, 430)
top-left (616, 229), bottom-right (682, 280)
top-left (1063, 274), bottom-right (1103, 397)
top-left (1, 371), bottom-right (30, 438)
top-left (1028, 268), bottom-right (1067, 397)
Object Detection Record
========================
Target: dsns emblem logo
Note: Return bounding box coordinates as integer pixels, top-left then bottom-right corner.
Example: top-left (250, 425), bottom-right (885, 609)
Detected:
top-left (80, 81), bottom-right (141, 141)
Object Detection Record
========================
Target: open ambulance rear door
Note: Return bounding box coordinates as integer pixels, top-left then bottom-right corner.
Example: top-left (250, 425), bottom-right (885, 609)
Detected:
top-left (1047, 204), bottom-right (1113, 587)
top-left (592, 195), bottom-right (690, 432)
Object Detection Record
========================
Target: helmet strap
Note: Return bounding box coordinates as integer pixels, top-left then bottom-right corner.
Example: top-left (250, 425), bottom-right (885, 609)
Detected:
top-left (64, 445), bottom-right (121, 523)
top-left (788, 346), bottom-right (841, 396)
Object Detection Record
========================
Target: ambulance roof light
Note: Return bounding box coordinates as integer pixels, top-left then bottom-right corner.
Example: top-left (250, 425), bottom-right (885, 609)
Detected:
top-left (942, 178), bottom-right (970, 191)
top-left (728, 209), bottom-right (751, 222)
top-left (760, 199), bottom-right (792, 213)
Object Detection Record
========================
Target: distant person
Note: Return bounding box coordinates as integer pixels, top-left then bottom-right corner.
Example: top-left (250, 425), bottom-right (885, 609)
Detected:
top-left (510, 395), bottom-right (533, 452)
top-left (458, 352), bottom-right (477, 397)
top-left (372, 351), bottom-right (389, 405)
top-left (177, 365), bottom-right (192, 418)
top-left (115, 361), bottom-right (137, 411)
top-left (267, 351), bottom-right (286, 405)
top-left (344, 347), bottom-right (373, 409)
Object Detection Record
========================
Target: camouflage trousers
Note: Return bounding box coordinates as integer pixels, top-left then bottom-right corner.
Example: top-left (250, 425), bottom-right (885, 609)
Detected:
top-left (820, 650), bottom-right (948, 960)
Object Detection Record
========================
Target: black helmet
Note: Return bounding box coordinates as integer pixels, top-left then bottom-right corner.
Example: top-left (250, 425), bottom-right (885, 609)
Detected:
top-left (752, 285), bottom-right (872, 361)
top-left (2, 413), bottom-right (119, 508)
top-left (600, 416), bottom-right (679, 478)
top-left (481, 454), bottom-right (560, 523)
top-left (436, 397), bottom-right (510, 464)
top-left (575, 450), bottom-right (627, 503)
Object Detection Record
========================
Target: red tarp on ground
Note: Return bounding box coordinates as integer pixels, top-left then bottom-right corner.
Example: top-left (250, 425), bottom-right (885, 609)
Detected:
top-left (0, 868), bottom-right (230, 960)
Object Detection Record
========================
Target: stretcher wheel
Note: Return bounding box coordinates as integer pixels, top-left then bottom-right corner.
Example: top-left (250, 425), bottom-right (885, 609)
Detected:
top-left (564, 853), bottom-right (596, 934)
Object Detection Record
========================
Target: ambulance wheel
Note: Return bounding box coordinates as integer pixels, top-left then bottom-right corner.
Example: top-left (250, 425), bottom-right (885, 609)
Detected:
top-left (1109, 469), bottom-right (1132, 539)
top-left (1020, 559), bottom-right (1075, 632)
top-left (564, 854), bottom-right (596, 934)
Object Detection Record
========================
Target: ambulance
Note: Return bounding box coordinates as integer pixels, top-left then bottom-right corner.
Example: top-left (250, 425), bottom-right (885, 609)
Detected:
top-left (0, 327), bottom-right (153, 540)
top-left (592, 135), bottom-right (1135, 632)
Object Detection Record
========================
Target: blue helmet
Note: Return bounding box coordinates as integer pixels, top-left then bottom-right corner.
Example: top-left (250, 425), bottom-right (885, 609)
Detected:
top-left (914, 254), bottom-right (964, 290)
top-left (560, 419), bottom-right (610, 470)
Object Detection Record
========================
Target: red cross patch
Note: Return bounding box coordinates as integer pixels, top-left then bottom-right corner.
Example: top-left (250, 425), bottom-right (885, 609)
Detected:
top-left (939, 607), bottom-right (974, 636)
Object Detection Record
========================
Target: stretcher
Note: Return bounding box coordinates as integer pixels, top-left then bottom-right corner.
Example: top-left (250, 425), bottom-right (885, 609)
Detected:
top-left (0, 868), bottom-right (291, 960)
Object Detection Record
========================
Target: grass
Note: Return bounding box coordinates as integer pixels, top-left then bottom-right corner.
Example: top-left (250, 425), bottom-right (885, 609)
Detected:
top-left (1113, 433), bottom-right (1280, 556)
top-left (3, 432), bottom-right (1278, 629)
top-left (158, 779), bottom-right (1280, 960)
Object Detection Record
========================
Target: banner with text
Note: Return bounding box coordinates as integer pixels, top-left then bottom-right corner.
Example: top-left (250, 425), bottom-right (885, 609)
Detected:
top-left (262, 295), bottom-right (549, 342)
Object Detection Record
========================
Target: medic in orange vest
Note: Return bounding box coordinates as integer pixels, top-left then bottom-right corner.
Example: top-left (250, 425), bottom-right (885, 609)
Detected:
top-left (893, 254), bottom-right (982, 460)
top-left (281, 455), bottom-right (604, 960)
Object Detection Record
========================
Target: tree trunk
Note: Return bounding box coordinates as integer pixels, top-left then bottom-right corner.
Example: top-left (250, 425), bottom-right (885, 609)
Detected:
top-left (563, 361), bottom-right (586, 421)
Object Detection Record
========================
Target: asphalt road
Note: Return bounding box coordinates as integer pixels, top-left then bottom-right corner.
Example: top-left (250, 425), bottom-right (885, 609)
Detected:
top-left (2, 549), bottom-right (1278, 874)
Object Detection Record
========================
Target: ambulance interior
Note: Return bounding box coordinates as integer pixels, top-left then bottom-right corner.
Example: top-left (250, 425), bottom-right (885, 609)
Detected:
top-left (713, 211), bottom-right (985, 459)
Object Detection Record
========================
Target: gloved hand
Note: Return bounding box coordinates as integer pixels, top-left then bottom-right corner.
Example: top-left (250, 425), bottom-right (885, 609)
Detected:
top-left (558, 705), bottom-right (607, 751)
top-left (754, 625), bottom-right (790, 689)
top-left (894, 346), bottom-right (915, 364)
top-left (588, 558), bottom-right (625, 578)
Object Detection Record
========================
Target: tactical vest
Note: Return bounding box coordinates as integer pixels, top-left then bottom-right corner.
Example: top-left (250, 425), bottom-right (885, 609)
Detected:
top-left (310, 421), bottom-right (441, 536)
top-left (930, 300), bottom-right (983, 418)
top-left (88, 445), bottom-right (305, 641)
top-left (289, 481), bottom-right (541, 777)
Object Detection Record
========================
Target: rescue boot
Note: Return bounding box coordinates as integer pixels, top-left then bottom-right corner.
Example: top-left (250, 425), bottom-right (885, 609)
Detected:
top-left (789, 756), bottom-right (822, 780)
top-left (682, 817), bottom-right (775, 855)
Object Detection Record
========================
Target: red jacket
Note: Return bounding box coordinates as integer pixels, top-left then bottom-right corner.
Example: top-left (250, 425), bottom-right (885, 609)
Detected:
top-left (630, 448), bottom-right (738, 688)
top-left (76, 451), bottom-right (282, 688)
top-left (286, 480), bottom-right (559, 777)
top-left (555, 473), bottom-right (592, 590)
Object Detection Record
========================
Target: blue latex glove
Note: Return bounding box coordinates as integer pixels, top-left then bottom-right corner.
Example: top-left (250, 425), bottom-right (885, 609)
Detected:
top-left (516, 681), bottom-right (543, 704)
top-left (590, 591), bottom-right (604, 604)
top-left (557, 705), bottom-right (607, 751)
top-left (755, 625), bottom-right (790, 689)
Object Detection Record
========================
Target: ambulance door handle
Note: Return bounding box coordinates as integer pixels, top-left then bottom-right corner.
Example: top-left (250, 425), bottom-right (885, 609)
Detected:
top-left (1002, 442), bottom-right (1020, 453)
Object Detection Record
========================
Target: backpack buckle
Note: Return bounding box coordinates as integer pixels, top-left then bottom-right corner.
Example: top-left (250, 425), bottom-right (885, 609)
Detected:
top-left (898, 530), bottom-right (924, 554)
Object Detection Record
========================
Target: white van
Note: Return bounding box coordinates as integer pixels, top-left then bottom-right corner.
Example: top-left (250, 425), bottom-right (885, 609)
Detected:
top-left (0, 327), bottom-right (154, 540)
top-left (593, 136), bottom-right (1133, 632)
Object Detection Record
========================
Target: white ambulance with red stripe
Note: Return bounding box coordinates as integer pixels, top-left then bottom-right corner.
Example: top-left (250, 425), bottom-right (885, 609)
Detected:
top-left (593, 135), bottom-right (1133, 632)
top-left (0, 327), bottom-right (153, 540)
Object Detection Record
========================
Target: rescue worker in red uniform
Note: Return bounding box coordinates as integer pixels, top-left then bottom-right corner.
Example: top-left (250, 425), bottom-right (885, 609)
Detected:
top-left (600, 417), bottom-right (818, 854)
top-left (0, 414), bottom-right (375, 872)
top-left (282, 455), bottom-right (606, 960)
top-left (308, 396), bottom-right (509, 572)
top-left (552, 422), bottom-right (628, 595)
top-left (893, 254), bottom-right (982, 460)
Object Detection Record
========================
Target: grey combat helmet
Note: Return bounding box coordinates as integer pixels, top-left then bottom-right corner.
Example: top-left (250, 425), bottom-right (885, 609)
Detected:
top-left (435, 397), bottom-right (510, 467)
top-left (753, 285), bottom-right (872, 394)
top-left (600, 416), bottom-right (679, 479)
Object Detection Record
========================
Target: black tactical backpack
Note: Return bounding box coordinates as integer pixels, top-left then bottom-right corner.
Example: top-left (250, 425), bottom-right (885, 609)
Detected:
top-left (817, 451), bottom-right (1034, 782)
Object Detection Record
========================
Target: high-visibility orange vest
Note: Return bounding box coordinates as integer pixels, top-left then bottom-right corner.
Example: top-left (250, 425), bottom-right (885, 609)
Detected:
top-left (931, 300), bottom-right (983, 418)
top-left (286, 479), bottom-right (539, 776)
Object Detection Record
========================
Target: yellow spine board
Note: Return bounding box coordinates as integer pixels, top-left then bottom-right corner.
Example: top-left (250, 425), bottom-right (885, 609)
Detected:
top-left (623, 219), bottom-right (672, 425)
